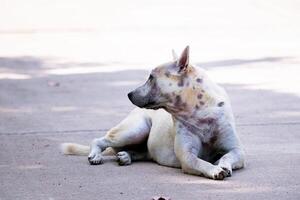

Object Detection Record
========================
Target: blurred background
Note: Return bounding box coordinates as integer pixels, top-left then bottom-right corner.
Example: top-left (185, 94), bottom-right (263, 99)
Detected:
top-left (1, 0), bottom-right (299, 91)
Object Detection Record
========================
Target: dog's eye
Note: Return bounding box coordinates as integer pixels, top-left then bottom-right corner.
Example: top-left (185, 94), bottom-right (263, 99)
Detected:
top-left (148, 74), bottom-right (154, 81)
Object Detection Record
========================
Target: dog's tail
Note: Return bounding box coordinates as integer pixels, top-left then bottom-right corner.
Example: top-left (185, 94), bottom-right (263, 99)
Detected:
top-left (60, 143), bottom-right (90, 156)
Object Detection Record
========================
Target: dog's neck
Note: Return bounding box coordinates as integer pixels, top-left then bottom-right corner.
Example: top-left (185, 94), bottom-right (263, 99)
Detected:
top-left (169, 104), bottom-right (222, 140)
top-left (171, 105), bottom-right (217, 125)
top-left (166, 86), bottom-right (218, 117)
top-left (164, 67), bottom-right (224, 131)
top-left (165, 78), bottom-right (223, 134)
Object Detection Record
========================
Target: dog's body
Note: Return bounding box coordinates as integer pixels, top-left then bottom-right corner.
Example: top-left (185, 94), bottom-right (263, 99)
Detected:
top-left (62, 46), bottom-right (245, 180)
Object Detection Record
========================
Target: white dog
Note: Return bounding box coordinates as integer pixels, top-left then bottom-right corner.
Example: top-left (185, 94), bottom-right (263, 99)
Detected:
top-left (62, 46), bottom-right (245, 180)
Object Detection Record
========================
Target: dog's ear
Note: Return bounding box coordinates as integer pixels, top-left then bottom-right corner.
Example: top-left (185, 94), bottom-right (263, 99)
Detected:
top-left (177, 46), bottom-right (189, 72)
top-left (172, 49), bottom-right (178, 61)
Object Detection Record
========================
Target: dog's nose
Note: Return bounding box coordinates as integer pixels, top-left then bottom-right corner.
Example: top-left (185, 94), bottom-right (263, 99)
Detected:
top-left (127, 91), bottom-right (134, 102)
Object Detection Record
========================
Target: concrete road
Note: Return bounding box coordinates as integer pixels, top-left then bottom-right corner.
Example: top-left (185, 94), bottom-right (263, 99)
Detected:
top-left (0, 59), bottom-right (299, 200)
top-left (0, 0), bottom-right (300, 199)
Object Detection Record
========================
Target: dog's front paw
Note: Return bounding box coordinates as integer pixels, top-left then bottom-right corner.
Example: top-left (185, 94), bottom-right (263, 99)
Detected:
top-left (117, 151), bottom-right (132, 166)
top-left (88, 153), bottom-right (103, 165)
top-left (219, 166), bottom-right (232, 177)
top-left (208, 166), bottom-right (228, 180)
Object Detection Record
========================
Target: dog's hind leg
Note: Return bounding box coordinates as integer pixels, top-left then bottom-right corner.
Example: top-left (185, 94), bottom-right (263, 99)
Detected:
top-left (88, 108), bottom-right (151, 165)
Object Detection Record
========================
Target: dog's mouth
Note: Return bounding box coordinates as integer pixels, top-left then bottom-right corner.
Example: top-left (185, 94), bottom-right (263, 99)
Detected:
top-left (128, 95), bottom-right (160, 109)
top-left (143, 100), bottom-right (169, 110)
top-left (143, 101), bottom-right (162, 110)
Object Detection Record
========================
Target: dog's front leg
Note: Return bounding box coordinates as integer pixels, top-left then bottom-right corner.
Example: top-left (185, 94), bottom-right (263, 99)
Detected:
top-left (174, 129), bottom-right (228, 180)
top-left (216, 148), bottom-right (245, 176)
top-left (215, 122), bottom-right (245, 176)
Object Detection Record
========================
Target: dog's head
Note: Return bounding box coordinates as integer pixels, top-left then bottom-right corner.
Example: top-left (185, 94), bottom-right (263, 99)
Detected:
top-left (128, 46), bottom-right (209, 113)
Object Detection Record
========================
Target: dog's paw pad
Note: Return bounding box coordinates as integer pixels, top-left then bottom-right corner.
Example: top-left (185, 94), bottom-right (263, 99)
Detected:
top-left (117, 151), bottom-right (132, 166)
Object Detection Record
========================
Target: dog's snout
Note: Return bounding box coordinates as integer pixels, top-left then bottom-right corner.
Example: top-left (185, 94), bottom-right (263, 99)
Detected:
top-left (128, 90), bottom-right (147, 108)
top-left (128, 91), bottom-right (134, 102)
top-left (128, 86), bottom-right (157, 108)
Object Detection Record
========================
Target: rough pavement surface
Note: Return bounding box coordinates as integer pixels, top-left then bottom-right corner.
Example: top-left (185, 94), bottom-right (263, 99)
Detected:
top-left (0, 1), bottom-right (300, 200)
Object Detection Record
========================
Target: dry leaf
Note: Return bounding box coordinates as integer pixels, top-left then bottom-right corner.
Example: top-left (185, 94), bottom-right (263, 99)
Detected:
top-left (151, 196), bottom-right (171, 200)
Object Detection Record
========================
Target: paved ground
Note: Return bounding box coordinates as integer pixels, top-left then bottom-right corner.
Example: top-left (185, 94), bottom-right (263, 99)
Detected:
top-left (1, 58), bottom-right (299, 200)
top-left (0, 1), bottom-right (300, 200)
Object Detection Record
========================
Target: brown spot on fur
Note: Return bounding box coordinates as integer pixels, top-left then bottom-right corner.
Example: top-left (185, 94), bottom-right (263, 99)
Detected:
top-left (166, 74), bottom-right (181, 82)
top-left (218, 101), bottom-right (224, 107)
top-left (199, 101), bottom-right (205, 105)
top-left (180, 88), bottom-right (199, 108)
top-left (165, 71), bottom-right (170, 77)
top-left (195, 105), bottom-right (199, 109)
top-left (174, 95), bottom-right (182, 107)
top-left (162, 93), bottom-right (171, 101)
top-left (108, 134), bottom-right (115, 140)
top-left (172, 95), bottom-right (188, 111)
top-left (197, 118), bottom-right (215, 125)
top-left (107, 127), bottom-right (119, 140)
top-left (178, 76), bottom-right (184, 87)
top-left (197, 93), bottom-right (203, 99)
top-left (182, 115), bottom-right (189, 120)
top-left (196, 78), bottom-right (203, 83)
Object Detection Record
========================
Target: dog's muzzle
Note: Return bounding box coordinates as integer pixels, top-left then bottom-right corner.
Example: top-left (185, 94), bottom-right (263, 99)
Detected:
top-left (128, 91), bottom-right (146, 108)
top-left (127, 91), bottom-right (135, 104)
top-left (128, 91), bottom-right (159, 109)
